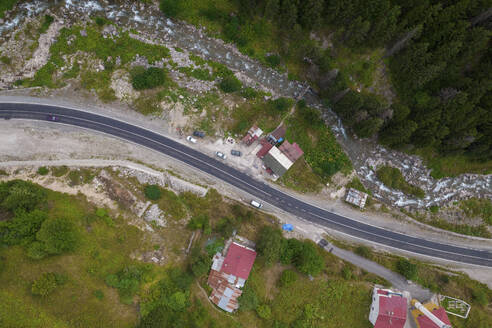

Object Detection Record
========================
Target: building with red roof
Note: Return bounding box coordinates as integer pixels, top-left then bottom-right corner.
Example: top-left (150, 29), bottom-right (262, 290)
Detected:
top-left (278, 140), bottom-right (304, 163)
top-left (411, 301), bottom-right (452, 328)
top-left (207, 242), bottom-right (257, 312)
top-left (369, 287), bottom-right (407, 328)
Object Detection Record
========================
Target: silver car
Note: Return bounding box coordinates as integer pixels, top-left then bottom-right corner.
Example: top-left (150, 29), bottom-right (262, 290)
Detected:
top-left (215, 151), bottom-right (227, 160)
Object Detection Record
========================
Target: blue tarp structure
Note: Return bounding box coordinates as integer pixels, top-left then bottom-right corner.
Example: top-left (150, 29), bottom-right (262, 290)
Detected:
top-left (282, 223), bottom-right (294, 231)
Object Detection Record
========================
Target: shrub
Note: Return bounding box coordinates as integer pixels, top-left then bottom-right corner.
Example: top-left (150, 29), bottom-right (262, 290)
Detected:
top-left (341, 266), bottom-right (353, 280)
top-left (27, 241), bottom-right (48, 259)
top-left (238, 283), bottom-right (259, 311)
top-left (241, 87), bottom-right (258, 99)
top-left (36, 217), bottom-right (79, 255)
top-left (279, 269), bottom-right (297, 287)
top-left (105, 264), bottom-right (152, 303)
top-left (31, 272), bottom-right (66, 297)
top-left (256, 226), bottom-right (283, 265)
top-left (219, 75), bottom-right (242, 93)
top-left (159, 0), bottom-right (184, 18)
top-left (396, 258), bottom-right (418, 280)
top-left (39, 15), bottom-right (54, 34)
top-left (0, 56), bottom-right (11, 65)
top-left (132, 67), bottom-right (167, 90)
top-left (93, 289), bottom-right (104, 300)
top-left (256, 304), bottom-right (272, 319)
top-left (0, 209), bottom-right (48, 246)
top-left (294, 242), bottom-right (325, 276)
top-left (376, 166), bottom-right (425, 198)
top-left (355, 245), bottom-right (372, 259)
top-left (0, 180), bottom-right (46, 212)
top-left (144, 184), bottom-right (162, 200)
top-left (265, 54), bottom-right (281, 68)
top-left (37, 167), bottom-right (49, 175)
top-left (271, 97), bottom-right (292, 112)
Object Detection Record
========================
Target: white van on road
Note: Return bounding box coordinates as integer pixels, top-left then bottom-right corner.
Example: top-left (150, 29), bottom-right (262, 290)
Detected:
top-left (250, 200), bottom-right (263, 209)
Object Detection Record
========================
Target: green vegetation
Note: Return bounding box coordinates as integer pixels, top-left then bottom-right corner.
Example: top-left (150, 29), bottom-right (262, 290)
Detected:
top-left (67, 168), bottom-right (97, 186)
top-left (105, 264), bottom-right (153, 304)
top-left (157, 0), bottom-right (492, 175)
top-left (396, 258), bottom-right (418, 280)
top-left (144, 184), bottom-right (162, 200)
top-left (256, 226), bottom-right (324, 276)
top-left (346, 177), bottom-right (370, 194)
top-left (460, 198), bottom-right (492, 225)
top-left (37, 167), bottom-right (49, 176)
top-left (218, 75), bottom-right (242, 93)
top-left (279, 158), bottom-right (323, 193)
top-left (376, 165), bottom-right (425, 198)
top-left (23, 23), bottom-right (170, 99)
top-left (278, 269), bottom-right (297, 287)
top-left (50, 166), bottom-right (69, 177)
top-left (39, 15), bottom-right (54, 34)
top-left (0, 0), bottom-right (17, 18)
top-left (31, 272), bottom-right (67, 297)
top-left (0, 169), bottom-right (8, 176)
top-left (131, 66), bottom-right (168, 90)
top-left (0, 181), bottom-right (150, 327)
top-left (0, 55), bottom-right (11, 65)
top-left (285, 102), bottom-right (352, 180)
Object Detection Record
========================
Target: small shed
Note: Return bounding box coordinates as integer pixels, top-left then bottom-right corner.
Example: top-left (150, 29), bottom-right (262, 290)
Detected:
top-left (345, 188), bottom-right (368, 209)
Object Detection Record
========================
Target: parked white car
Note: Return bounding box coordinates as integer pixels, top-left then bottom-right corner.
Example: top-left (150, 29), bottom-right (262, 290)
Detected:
top-left (215, 151), bottom-right (227, 160)
top-left (250, 200), bottom-right (263, 208)
top-left (186, 136), bottom-right (197, 144)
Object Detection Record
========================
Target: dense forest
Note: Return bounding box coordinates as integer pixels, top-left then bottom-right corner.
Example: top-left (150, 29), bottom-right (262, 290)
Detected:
top-left (161, 0), bottom-right (492, 162)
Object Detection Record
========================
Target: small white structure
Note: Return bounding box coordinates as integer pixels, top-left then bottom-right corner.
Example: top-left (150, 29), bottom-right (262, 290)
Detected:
top-left (345, 188), bottom-right (368, 209)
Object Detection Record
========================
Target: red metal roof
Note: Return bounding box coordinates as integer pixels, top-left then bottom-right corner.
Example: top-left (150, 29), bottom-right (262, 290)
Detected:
top-left (416, 307), bottom-right (451, 328)
top-left (279, 140), bottom-right (304, 162)
top-left (375, 295), bottom-right (407, 328)
top-left (256, 139), bottom-right (273, 158)
top-left (221, 243), bottom-right (256, 280)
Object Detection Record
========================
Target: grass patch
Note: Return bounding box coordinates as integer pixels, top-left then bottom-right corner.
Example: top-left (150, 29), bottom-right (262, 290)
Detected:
top-left (37, 167), bottom-right (49, 176)
top-left (50, 166), bottom-right (69, 177)
top-left (0, 169), bottom-right (9, 176)
top-left (279, 158), bottom-right (323, 193)
top-left (80, 69), bottom-right (116, 102)
top-left (459, 198), bottom-right (492, 225)
top-left (376, 165), bottom-right (425, 198)
top-left (0, 185), bottom-right (150, 327)
top-left (0, 0), bottom-right (17, 19)
top-left (39, 15), bottom-right (54, 34)
top-left (346, 177), bottom-right (370, 194)
top-left (285, 103), bottom-right (352, 180)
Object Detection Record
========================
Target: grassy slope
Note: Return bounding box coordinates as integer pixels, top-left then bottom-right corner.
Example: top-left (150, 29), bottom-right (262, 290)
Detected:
top-left (0, 0), bottom-right (17, 18)
top-left (0, 189), bottom-right (149, 327)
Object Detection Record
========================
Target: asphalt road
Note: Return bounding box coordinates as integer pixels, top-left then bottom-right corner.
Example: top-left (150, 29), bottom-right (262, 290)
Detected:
top-left (1, 102), bottom-right (491, 267)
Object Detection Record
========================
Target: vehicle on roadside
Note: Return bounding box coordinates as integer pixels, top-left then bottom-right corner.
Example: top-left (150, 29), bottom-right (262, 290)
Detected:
top-left (186, 136), bottom-right (197, 143)
top-left (3, 115), bottom-right (11, 120)
top-left (193, 130), bottom-right (205, 138)
top-left (250, 200), bottom-right (263, 209)
top-left (215, 151), bottom-right (227, 160)
top-left (47, 114), bottom-right (59, 122)
top-left (230, 149), bottom-right (242, 157)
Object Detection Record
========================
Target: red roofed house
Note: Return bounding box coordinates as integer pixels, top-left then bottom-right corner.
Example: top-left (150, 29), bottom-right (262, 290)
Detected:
top-left (278, 140), bottom-right (304, 163)
top-left (411, 300), bottom-right (452, 328)
top-left (207, 242), bottom-right (257, 312)
top-left (369, 287), bottom-right (407, 328)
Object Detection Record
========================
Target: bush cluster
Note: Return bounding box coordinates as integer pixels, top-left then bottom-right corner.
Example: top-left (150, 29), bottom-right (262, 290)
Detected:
top-left (31, 272), bottom-right (67, 297)
top-left (256, 226), bottom-right (324, 276)
top-left (218, 75), bottom-right (242, 93)
top-left (144, 184), bottom-right (162, 200)
top-left (376, 166), bottom-right (425, 198)
top-left (131, 67), bottom-right (167, 90)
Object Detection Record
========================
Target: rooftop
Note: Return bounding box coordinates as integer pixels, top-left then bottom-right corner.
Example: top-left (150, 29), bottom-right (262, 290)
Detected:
top-left (278, 140), bottom-right (304, 162)
top-left (222, 242), bottom-right (257, 281)
top-left (412, 303), bottom-right (452, 328)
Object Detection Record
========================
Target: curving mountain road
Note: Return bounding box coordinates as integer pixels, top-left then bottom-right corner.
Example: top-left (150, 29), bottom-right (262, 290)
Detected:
top-left (1, 101), bottom-right (491, 267)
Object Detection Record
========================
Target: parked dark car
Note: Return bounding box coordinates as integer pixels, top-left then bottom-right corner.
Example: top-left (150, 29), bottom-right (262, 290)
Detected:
top-left (193, 131), bottom-right (205, 138)
top-left (230, 149), bottom-right (242, 157)
top-left (3, 115), bottom-right (11, 120)
top-left (317, 239), bottom-right (329, 248)
top-left (47, 114), bottom-right (59, 122)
